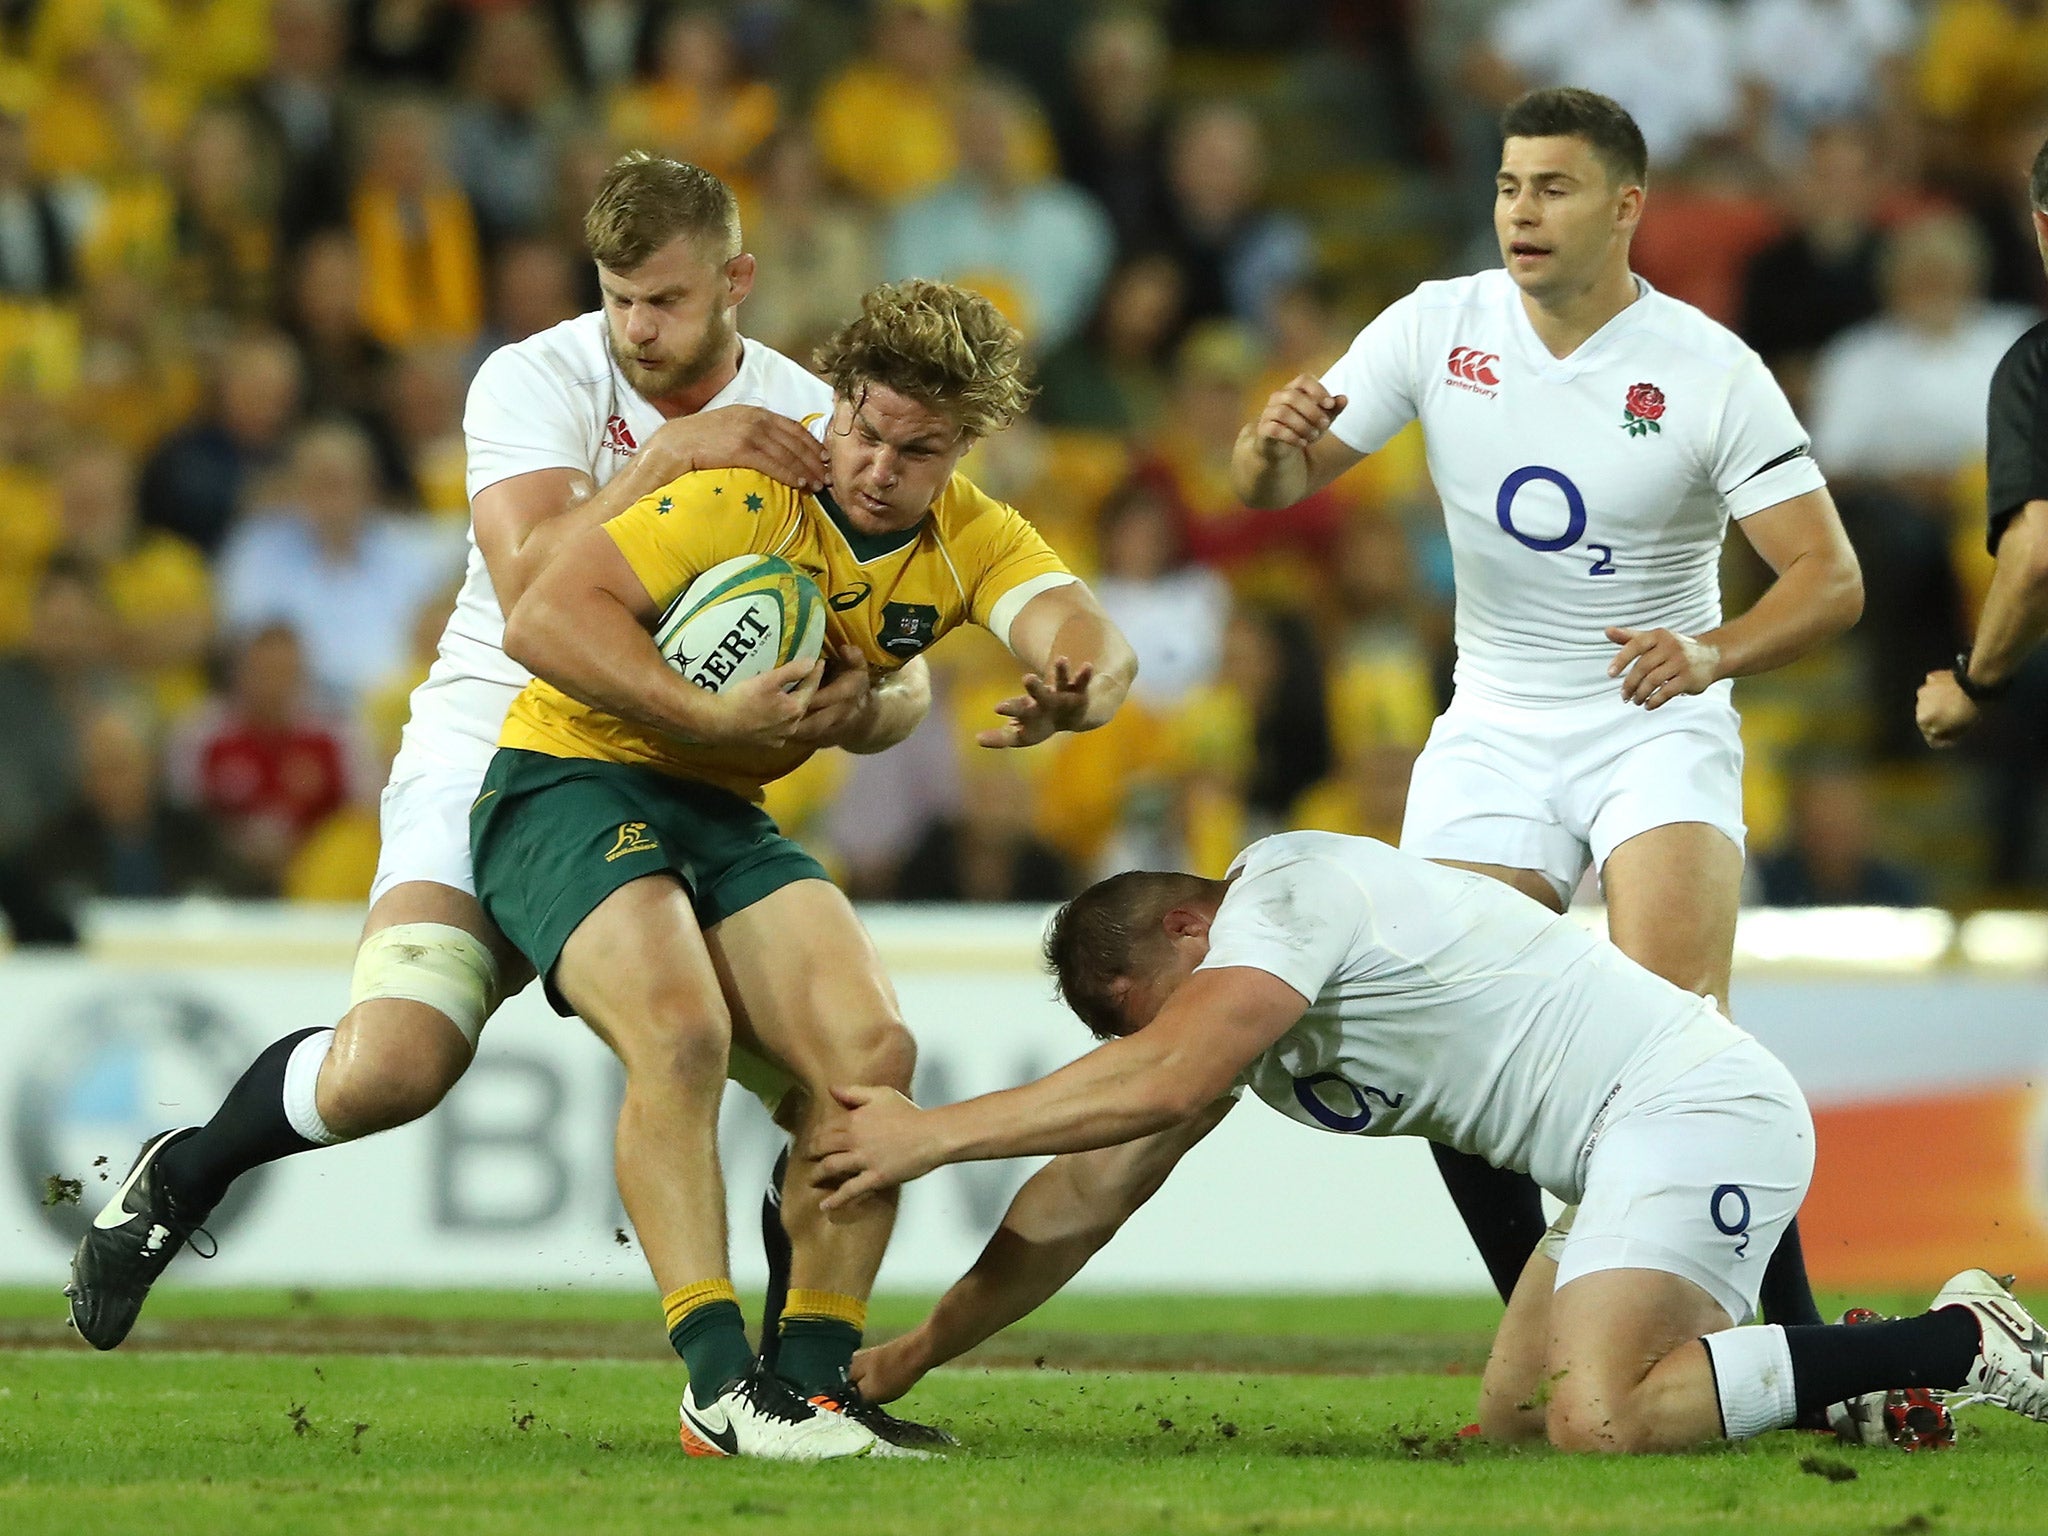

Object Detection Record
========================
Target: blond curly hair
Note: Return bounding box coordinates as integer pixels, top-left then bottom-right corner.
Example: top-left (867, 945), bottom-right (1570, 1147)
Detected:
top-left (814, 280), bottom-right (1034, 440)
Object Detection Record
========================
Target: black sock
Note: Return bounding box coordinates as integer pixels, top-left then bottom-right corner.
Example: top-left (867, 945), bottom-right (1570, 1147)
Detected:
top-left (1759, 1217), bottom-right (1825, 1327)
top-left (1430, 1144), bottom-right (1547, 1302)
top-left (155, 1028), bottom-right (328, 1215)
top-left (758, 1144), bottom-right (792, 1374)
top-left (1785, 1309), bottom-right (1981, 1417)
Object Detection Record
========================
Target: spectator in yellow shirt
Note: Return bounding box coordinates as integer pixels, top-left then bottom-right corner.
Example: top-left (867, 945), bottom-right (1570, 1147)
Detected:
top-left (607, 7), bottom-right (778, 197)
top-left (1919, 0), bottom-right (2048, 182)
top-left (51, 441), bottom-right (213, 723)
top-left (350, 95), bottom-right (484, 350)
top-left (812, 0), bottom-right (969, 206)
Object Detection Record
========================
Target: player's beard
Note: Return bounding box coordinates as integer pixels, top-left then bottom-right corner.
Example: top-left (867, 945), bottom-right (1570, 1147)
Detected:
top-left (610, 303), bottom-right (737, 401)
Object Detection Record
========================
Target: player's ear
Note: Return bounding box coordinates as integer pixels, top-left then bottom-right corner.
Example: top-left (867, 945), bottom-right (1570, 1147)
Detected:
top-left (1614, 181), bottom-right (1644, 234)
top-left (1162, 904), bottom-right (1208, 941)
top-left (725, 252), bottom-right (757, 307)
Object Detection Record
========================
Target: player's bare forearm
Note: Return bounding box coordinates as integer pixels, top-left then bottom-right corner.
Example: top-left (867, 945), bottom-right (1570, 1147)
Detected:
top-left (1709, 490), bottom-right (1864, 679)
top-left (841, 657), bottom-right (932, 755)
top-left (1965, 502), bottom-right (2048, 687)
top-left (919, 1037), bottom-right (1201, 1167)
top-left (1001, 583), bottom-right (1137, 740)
top-left (819, 970), bottom-right (1298, 1210)
top-left (897, 1172), bottom-right (1133, 1382)
top-left (1050, 611), bottom-right (1135, 732)
top-left (1231, 424), bottom-right (1313, 509)
top-left (501, 530), bottom-right (719, 741)
top-left (478, 457), bottom-right (674, 615)
top-left (1231, 378), bottom-right (1363, 508)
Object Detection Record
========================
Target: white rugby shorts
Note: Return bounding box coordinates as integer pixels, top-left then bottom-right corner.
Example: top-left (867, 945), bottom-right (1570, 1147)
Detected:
top-left (1554, 1036), bottom-right (1814, 1325)
top-left (1399, 685), bottom-right (1746, 905)
top-left (368, 743), bottom-right (487, 906)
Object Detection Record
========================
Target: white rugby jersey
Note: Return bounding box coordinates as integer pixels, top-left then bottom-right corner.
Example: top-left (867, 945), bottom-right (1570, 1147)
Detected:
top-left (1206, 831), bottom-right (1744, 1200)
top-left (398, 313), bottom-right (834, 770)
top-left (1322, 269), bottom-right (1825, 707)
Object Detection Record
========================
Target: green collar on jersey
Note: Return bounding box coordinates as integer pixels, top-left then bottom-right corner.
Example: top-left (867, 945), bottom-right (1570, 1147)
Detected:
top-left (815, 486), bottom-right (926, 563)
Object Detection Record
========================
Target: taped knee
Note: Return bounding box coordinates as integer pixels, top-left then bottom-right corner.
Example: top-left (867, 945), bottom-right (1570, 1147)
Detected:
top-left (350, 923), bottom-right (501, 1049)
top-left (1537, 1203), bottom-right (1578, 1264)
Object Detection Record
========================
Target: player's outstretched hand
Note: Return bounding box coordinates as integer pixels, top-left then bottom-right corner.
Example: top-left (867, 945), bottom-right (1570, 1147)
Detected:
top-left (849, 1335), bottom-right (927, 1406)
top-left (1605, 626), bottom-right (1720, 710)
top-left (812, 1085), bottom-right (941, 1212)
top-left (1250, 375), bottom-right (1347, 461)
top-left (1916, 667), bottom-right (1980, 748)
top-left (979, 657), bottom-right (1095, 748)
top-left (785, 646), bottom-right (876, 747)
top-left (699, 657), bottom-right (824, 748)
top-left (646, 404), bottom-right (827, 493)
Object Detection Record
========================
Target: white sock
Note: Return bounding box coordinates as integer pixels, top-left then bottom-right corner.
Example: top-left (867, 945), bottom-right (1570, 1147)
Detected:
top-left (281, 1028), bottom-right (345, 1146)
top-left (1702, 1325), bottom-right (1798, 1439)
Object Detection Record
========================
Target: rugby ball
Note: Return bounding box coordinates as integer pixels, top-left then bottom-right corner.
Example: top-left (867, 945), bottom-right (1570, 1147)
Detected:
top-left (654, 553), bottom-right (826, 694)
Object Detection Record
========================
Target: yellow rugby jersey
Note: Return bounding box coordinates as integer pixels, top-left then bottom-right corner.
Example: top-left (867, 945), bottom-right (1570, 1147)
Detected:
top-left (500, 466), bottom-right (1074, 800)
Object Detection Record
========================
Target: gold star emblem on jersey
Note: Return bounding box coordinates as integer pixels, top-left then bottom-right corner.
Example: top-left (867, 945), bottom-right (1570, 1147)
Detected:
top-left (603, 822), bottom-right (659, 861)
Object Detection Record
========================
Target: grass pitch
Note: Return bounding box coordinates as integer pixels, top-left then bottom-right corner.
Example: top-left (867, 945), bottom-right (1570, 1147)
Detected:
top-left (0, 1286), bottom-right (2037, 1536)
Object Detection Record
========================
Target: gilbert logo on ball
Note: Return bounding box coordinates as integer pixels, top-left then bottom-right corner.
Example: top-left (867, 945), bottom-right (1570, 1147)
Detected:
top-left (655, 553), bottom-right (826, 695)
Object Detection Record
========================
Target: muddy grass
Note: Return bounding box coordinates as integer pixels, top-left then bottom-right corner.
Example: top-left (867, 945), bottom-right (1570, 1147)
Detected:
top-left (0, 1310), bottom-right (1491, 1376)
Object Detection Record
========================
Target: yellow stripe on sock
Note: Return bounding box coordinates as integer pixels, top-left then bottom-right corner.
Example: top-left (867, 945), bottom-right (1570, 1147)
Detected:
top-left (662, 1278), bottom-right (739, 1333)
top-left (780, 1289), bottom-right (867, 1330)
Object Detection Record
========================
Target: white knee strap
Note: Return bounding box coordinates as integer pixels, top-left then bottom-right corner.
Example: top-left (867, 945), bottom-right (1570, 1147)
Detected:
top-left (350, 923), bottom-right (502, 1048)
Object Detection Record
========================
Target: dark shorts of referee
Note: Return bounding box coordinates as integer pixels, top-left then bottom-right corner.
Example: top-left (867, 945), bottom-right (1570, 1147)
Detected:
top-left (470, 746), bottom-right (830, 1015)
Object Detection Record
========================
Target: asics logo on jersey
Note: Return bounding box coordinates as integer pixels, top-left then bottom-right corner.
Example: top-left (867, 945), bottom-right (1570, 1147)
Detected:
top-left (830, 583), bottom-right (872, 611)
top-left (603, 415), bottom-right (638, 456)
top-left (1445, 347), bottom-right (1501, 396)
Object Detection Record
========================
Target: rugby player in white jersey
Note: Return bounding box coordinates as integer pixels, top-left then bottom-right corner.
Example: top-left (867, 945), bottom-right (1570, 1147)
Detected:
top-left (69, 155), bottom-right (941, 1447)
top-left (811, 835), bottom-right (2048, 1454)
top-left (1228, 88), bottom-right (1864, 1354)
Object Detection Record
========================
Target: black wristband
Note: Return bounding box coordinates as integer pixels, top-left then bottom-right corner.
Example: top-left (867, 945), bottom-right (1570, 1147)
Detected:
top-left (1954, 649), bottom-right (2012, 703)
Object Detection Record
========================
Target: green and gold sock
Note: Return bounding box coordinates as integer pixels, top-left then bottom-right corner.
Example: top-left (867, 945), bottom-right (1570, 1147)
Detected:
top-left (774, 1289), bottom-right (866, 1396)
top-left (664, 1280), bottom-right (753, 1400)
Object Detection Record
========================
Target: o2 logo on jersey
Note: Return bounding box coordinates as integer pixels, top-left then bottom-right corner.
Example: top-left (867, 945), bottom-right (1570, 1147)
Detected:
top-left (1711, 1183), bottom-right (1752, 1258)
top-left (1292, 1072), bottom-right (1406, 1133)
top-left (1497, 466), bottom-right (1614, 577)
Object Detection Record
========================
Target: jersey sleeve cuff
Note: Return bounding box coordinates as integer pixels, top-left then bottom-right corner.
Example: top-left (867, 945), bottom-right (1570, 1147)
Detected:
top-left (988, 572), bottom-right (1080, 650)
top-left (1725, 457), bottom-right (1827, 520)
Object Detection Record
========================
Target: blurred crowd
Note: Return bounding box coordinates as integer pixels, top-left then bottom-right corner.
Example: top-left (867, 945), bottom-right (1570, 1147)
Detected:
top-left (0, 0), bottom-right (2041, 940)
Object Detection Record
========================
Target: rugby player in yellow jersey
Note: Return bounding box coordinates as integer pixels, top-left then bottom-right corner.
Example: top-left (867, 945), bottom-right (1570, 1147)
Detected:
top-left (473, 280), bottom-right (1137, 1460)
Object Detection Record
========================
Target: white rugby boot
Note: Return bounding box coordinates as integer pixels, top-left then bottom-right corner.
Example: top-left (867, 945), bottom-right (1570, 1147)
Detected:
top-left (1933, 1269), bottom-right (2048, 1421)
top-left (678, 1365), bottom-right (879, 1460)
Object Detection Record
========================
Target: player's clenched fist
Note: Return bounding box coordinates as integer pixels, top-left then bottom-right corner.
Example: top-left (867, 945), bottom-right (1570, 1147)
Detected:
top-left (1249, 375), bottom-right (1348, 460)
top-left (1605, 625), bottom-right (1721, 709)
top-left (1915, 668), bottom-right (1979, 748)
top-left (698, 656), bottom-right (825, 748)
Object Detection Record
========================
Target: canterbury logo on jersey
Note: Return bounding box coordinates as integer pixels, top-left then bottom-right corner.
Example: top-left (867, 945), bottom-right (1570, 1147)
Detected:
top-left (1446, 346), bottom-right (1501, 394)
top-left (604, 822), bottom-right (659, 861)
top-left (603, 415), bottom-right (638, 456)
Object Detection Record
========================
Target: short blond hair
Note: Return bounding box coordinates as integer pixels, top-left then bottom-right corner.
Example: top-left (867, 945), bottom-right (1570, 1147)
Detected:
top-left (583, 151), bottom-right (740, 271)
top-left (813, 279), bottom-right (1033, 440)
